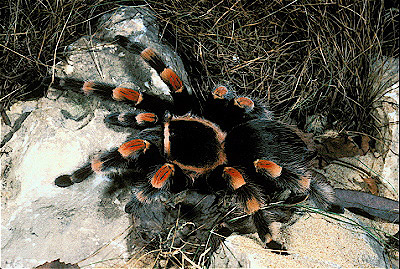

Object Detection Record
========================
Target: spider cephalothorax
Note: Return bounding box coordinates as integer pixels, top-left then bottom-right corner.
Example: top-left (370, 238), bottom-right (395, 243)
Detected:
top-left (164, 114), bottom-right (227, 177)
top-left (53, 35), bottom-right (336, 254)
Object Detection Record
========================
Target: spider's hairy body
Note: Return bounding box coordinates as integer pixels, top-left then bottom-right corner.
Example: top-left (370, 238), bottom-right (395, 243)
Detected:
top-left (53, 35), bottom-right (336, 254)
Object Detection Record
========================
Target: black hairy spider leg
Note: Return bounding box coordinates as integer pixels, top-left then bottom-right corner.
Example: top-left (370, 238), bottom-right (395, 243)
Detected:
top-left (204, 85), bottom-right (273, 131)
top-left (252, 211), bottom-right (289, 255)
top-left (91, 138), bottom-right (160, 176)
top-left (253, 159), bottom-right (312, 196)
top-left (218, 166), bottom-right (289, 253)
top-left (55, 138), bottom-right (156, 188)
top-left (202, 85), bottom-right (234, 126)
top-left (55, 161), bottom-right (98, 187)
top-left (221, 167), bottom-right (264, 214)
top-left (308, 172), bottom-right (341, 212)
top-left (51, 77), bottom-right (173, 115)
top-left (104, 111), bottom-right (158, 128)
top-left (125, 163), bottom-right (189, 213)
top-left (114, 35), bottom-right (192, 114)
top-left (253, 159), bottom-right (337, 211)
top-left (51, 77), bottom-right (115, 94)
top-left (114, 36), bottom-right (175, 89)
top-left (55, 163), bottom-right (92, 187)
top-left (224, 95), bottom-right (274, 130)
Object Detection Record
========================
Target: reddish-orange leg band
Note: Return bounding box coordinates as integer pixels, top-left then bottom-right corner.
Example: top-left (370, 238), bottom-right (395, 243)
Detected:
top-left (118, 139), bottom-right (149, 158)
top-left (213, 86), bottom-right (228, 99)
top-left (160, 68), bottom-right (183, 93)
top-left (234, 97), bottom-right (255, 110)
top-left (113, 87), bottom-right (142, 104)
top-left (254, 159), bottom-right (282, 178)
top-left (223, 167), bottom-right (246, 190)
top-left (151, 163), bottom-right (175, 188)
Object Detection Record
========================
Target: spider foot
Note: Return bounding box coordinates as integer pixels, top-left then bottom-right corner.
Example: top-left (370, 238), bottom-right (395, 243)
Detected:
top-left (54, 175), bottom-right (74, 187)
top-left (55, 163), bottom-right (93, 187)
top-left (265, 240), bottom-right (289, 255)
top-left (253, 211), bottom-right (289, 255)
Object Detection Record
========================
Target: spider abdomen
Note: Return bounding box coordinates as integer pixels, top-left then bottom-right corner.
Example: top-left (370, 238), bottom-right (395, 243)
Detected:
top-left (164, 116), bottom-right (226, 175)
top-left (225, 119), bottom-right (311, 175)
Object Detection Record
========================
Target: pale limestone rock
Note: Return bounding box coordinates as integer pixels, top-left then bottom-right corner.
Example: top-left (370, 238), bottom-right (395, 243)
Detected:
top-left (1, 6), bottom-right (189, 268)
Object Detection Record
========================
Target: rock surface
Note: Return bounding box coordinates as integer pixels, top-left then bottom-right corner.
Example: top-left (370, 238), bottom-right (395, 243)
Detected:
top-left (1, 6), bottom-right (189, 268)
top-left (1, 97), bottom-right (133, 268)
top-left (1, 6), bottom-right (398, 269)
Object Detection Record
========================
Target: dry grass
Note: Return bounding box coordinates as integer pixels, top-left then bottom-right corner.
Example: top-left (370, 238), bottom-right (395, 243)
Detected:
top-left (143, 0), bottom-right (398, 138)
top-left (1, 0), bottom-right (398, 141)
top-left (0, 0), bottom-right (118, 111)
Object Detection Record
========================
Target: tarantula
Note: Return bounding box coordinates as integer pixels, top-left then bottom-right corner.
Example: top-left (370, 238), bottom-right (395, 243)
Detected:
top-left (54, 35), bottom-right (336, 252)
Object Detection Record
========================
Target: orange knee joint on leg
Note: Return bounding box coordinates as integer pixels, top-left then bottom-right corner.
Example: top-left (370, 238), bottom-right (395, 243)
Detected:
top-left (234, 97), bottom-right (254, 110)
top-left (112, 87), bottom-right (143, 104)
top-left (91, 156), bottom-right (103, 173)
top-left (140, 48), bottom-right (166, 73)
top-left (151, 163), bottom-right (175, 188)
top-left (212, 86), bottom-right (229, 99)
top-left (135, 112), bottom-right (158, 125)
top-left (118, 139), bottom-right (150, 158)
top-left (160, 68), bottom-right (184, 93)
top-left (223, 167), bottom-right (246, 190)
top-left (254, 159), bottom-right (282, 178)
top-left (140, 48), bottom-right (157, 62)
top-left (82, 81), bottom-right (96, 95)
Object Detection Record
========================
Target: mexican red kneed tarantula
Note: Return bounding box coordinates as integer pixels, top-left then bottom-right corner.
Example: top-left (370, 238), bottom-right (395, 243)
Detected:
top-left (53, 35), bottom-right (337, 253)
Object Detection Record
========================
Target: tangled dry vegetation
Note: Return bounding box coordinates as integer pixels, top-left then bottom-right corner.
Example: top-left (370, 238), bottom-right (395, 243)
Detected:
top-left (1, 0), bottom-right (398, 142)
